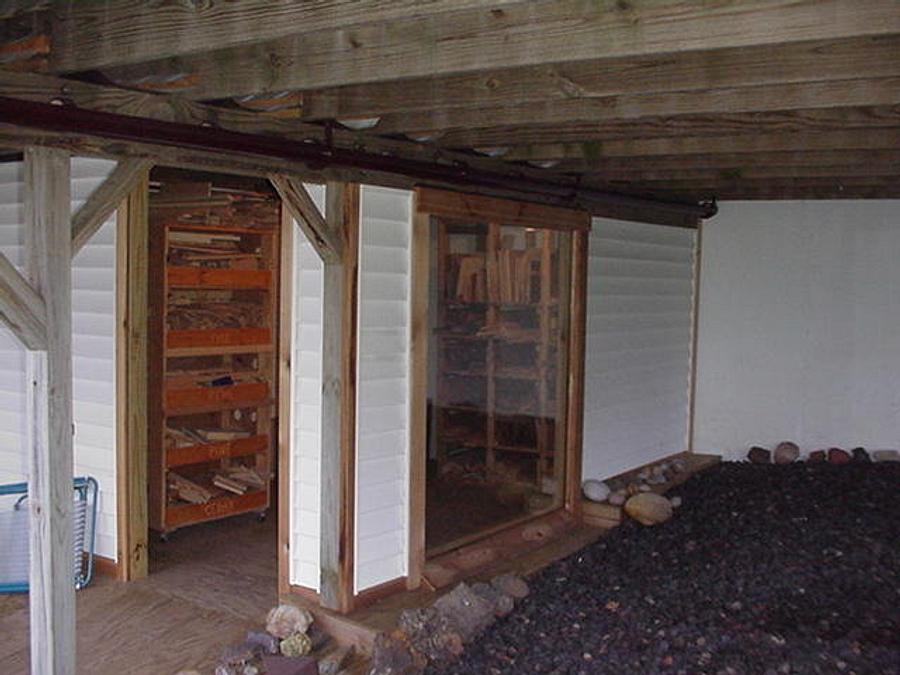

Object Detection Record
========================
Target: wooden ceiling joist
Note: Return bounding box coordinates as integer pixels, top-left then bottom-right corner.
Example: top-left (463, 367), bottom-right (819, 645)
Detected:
top-left (49, 0), bottom-right (517, 73)
top-left (374, 79), bottom-right (900, 137)
top-left (536, 150), bottom-right (900, 171)
top-left (433, 106), bottom-right (900, 148)
top-left (297, 35), bottom-right (900, 121)
top-left (93, 0), bottom-right (900, 100)
top-left (504, 129), bottom-right (900, 162)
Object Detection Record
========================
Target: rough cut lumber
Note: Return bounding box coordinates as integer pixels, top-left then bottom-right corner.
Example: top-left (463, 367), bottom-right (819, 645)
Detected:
top-left (434, 105), bottom-right (900, 148)
top-left (378, 79), bottom-right (900, 136)
top-left (0, 250), bottom-right (47, 350)
top-left (506, 129), bottom-right (900, 161)
top-left (319, 182), bottom-right (360, 613)
top-left (298, 35), bottom-right (900, 120)
top-left (49, 0), bottom-right (516, 72)
top-left (116, 172), bottom-right (150, 581)
top-left (406, 207), bottom-right (430, 590)
top-left (71, 158), bottom-right (153, 254)
top-left (99, 0), bottom-right (900, 99)
top-left (24, 146), bottom-right (75, 675)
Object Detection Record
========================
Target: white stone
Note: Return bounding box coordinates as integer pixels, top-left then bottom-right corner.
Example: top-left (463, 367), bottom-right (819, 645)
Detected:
top-left (581, 479), bottom-right (611, 502)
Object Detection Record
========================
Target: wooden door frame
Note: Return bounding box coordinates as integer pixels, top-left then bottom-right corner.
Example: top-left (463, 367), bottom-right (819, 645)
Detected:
top-left (115, 171), bottom-right (151, 581)
top-left (407, 188), bottom-right (590, 590)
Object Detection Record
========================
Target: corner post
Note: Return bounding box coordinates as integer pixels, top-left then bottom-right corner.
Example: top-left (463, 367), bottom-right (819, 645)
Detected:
top-left (319, 182), bottom-right (359, 612)
top-left (24, 146), bottom-right (75, 675)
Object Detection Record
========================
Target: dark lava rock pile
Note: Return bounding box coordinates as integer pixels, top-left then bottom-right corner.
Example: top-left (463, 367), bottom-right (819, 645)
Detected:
top-left (428, 462), bottom-right (900, 675)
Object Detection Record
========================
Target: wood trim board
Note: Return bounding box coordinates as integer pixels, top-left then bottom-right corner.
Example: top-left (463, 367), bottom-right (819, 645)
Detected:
top-left (406, 205), bottom-right (430, 590)
top-left (115, 170), bottom-right (151, 581)
top-left (415, 187), bottom-right (591, 231)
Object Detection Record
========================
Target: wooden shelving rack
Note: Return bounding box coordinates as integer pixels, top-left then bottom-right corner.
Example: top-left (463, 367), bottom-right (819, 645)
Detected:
top-left (148, 177), bottom-right (279, 536)
top-left (434, 221), bottom-right (563, 492)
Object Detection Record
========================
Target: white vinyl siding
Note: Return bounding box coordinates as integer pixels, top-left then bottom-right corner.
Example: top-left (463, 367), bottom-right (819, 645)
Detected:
top-left (0, 157), bottom-right (119, 559)
top-left (288, 183), bottom-right (326, 590)
top-left (0, 162), bottom-right (27, 487)
top-left (582, 218), bottom-right (695, 480)
top-left (354, 186), bottom-right (412, 592)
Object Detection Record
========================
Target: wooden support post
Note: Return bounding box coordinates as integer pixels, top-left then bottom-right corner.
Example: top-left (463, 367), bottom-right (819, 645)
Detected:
top-left (564, 229), bottom-right (588, 518)
top-left (115, 171), bottom-right (150, 580)
top-left (71, 158), bottom-right (153, 256)
top-left (319, 182), bottom-right (359, 613)
top-left (277, 204), bottom-right (294, 596)
top-left (406, 206), bottom-right (430, 590)
top-left (24, 146), bottom-right (75, 675)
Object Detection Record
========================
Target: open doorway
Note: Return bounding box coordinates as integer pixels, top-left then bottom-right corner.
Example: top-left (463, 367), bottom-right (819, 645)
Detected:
top-left (422, 194), bottom-right (577, 556)
top-left (145, 168), bottom-right (282, 584)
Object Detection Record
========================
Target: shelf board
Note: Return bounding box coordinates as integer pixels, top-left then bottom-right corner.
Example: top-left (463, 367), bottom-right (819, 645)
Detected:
top-left (163, 222), bottom-right (275, 235)
top-left (167, 327), bottom-right (272, 355)
top-left (495, 444), bottom-right (540, 455)
top-left (165, 381), bottom-right (270, 415)
top-left (165, 489), bottom-right (268, 529)
top-left (167, 266), bottom-right (271, 290)
top-left (166, 434), bottom-right (269, 468)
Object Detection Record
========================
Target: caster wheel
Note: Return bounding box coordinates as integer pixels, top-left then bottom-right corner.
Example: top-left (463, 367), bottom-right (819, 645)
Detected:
top-left (256, 510), bottom-right (268, 522)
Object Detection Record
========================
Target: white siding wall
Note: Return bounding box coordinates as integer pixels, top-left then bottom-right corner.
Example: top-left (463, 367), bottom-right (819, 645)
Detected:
top-left (288, 184), bottom-right (326, 590)
top-left (582, 218), bottom-right (696, 480)
top-left (0, 157), bottom-right (119, 559)
top-left (694, 201), bottom-right (900, 459)
top-left (355, 186), bottom-right (412, 592)
top-left (0, 163), bottom-right (27, 486)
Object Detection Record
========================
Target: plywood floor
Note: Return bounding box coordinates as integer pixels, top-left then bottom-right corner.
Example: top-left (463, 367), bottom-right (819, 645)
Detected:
top-left (0, 512), bottom-right (278, 675)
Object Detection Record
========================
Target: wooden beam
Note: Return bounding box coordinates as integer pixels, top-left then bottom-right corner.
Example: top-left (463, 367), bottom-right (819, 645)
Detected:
top-left (270, 174), bottom-right (342, 263)
top-left (506, 129), bottom-right (900, 161)
top-left (629, 175), bottom-right (900, 194)
top-left (319, 182), bottom-right (360, 613)
top-left (434, 106), bottom-right (900, 148)
top-left (71, 158), bottom-right (153, 255)
top-left (0, 69), bottom-right (567, 187)
top-left (98, 0), bottom-right (900, 100)
top-left (0, 251), bottom-right (46, 350)
top-left (49, 0), bottom-right (514, 73)
top-left (376, 78), bottom-right (900, 136)
top-left (582, 164), bottom-right (900, 183)
top-left (512, 148), bottom-right (900, 168)
top-left (0, 71), bottom-right (713, 226)
top-left (23, 146), bottom-right (74, 675)
top-left (115, 170), bottom-right (150, 581)
top-left (406, 204), bottom-right (429, 591)
top-left (298, 35), bottom-right (900, 120)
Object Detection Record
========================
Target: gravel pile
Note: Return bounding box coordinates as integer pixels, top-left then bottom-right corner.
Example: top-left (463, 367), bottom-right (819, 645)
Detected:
top-left (428, 462), bottom-right (900, 674)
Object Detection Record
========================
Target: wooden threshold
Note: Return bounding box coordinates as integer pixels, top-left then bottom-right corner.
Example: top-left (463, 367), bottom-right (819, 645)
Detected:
top-left (425, 505), bottom-right (561, 559)
top-left (423, 509), bottom-right (577, 590)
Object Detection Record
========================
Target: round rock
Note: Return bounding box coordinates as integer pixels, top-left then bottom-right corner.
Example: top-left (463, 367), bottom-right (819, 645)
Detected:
top-left (581, 479), bottom-right (611, 502)
top-left (773, 441), bottom-right (800, 465)
top-left (748, 446), bottom-right (772, 464)
top-left (827, 447), bottom-right (851, 465)
top-left (624, 493), bottom-right (674, 526)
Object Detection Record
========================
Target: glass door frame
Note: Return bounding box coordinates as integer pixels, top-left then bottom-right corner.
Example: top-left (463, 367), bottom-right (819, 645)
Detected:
top-left (407, 187), bottom-right (590, 589)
